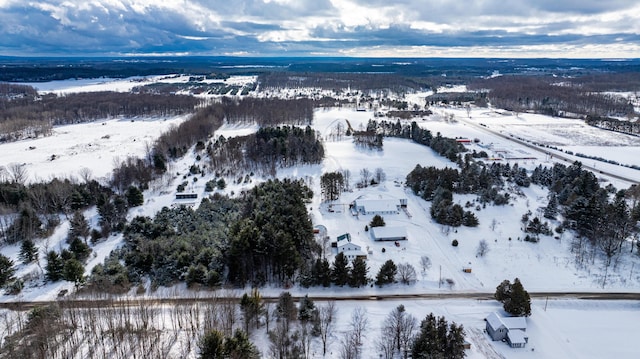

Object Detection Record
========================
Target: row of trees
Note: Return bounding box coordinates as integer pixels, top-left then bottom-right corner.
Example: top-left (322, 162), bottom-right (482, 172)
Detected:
top-left (585, 115), bottom-right (640, 136)
top-left (378, 305), bottom-right (466, 359)
top-left (0, 293), bottom-right (260, 359)
top-left (0, 90), bottom-right (200, 142)
top-left (468, 75), bottom-right (635, 118)
top-left (299, 255), bottom-right (421, 289)
top-left (258, 72), bottom-right (428, 93)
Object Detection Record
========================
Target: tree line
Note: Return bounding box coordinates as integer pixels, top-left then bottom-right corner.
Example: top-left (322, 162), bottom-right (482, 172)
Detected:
top-left (217, 97), bottom-right (314, 126)
top-left (468, 75), bottom-right (635, 118)
top-left (0, 89), bottom-right (200, 142)
top-left (585, 115), bottom-right (640, 136)
top-left (258, 72), bottom-right (430, 93)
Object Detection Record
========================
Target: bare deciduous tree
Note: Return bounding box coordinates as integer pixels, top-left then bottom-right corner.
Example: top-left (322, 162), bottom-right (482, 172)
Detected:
top-left (339, 331), bottom-right (360, 359)
top-left (7, 162), bottom-right (28, 184)
top-left (78, 167), bottom-right (93, 183)
top-left (397, 263), bottom-right (417, 285)
top-left (374, 168), bottom-right (386, 183)
top-left (476, 239), bottom-right (489, 257)
top-left (349, 306), bottom-right (368, 346)
top-left (316, 301), bottom-right (337, 356)
top-left (419, 256), bottom-right (432, 275)
top-left (359, 168), bottom-right (371, 186)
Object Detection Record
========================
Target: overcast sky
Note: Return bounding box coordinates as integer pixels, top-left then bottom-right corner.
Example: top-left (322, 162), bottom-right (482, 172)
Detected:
top-left (1, 0), bottom-right (639, 58)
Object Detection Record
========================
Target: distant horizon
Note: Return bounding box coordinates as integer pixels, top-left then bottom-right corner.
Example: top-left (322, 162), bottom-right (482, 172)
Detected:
top-left (1, 55), bottom-right (639, 60)
top-left (1, 1), bottom-right (639, 59)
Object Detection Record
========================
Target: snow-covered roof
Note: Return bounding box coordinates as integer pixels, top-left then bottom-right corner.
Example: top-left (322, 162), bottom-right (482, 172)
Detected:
top-left (486, 312), bottom-right (527, 331)
top-left (355, 199), bottom-right (400, 212)
top-left (338, 241), bottom-right (362, 251)
top-left (507, 329), bottom-right (528, 344)
top-left (370, 226), bottom-right (407, 239)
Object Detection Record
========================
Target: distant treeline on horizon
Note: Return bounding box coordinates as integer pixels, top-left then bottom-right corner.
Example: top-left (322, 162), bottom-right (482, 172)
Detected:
top-left (1, 56), bottom-right (640, 82)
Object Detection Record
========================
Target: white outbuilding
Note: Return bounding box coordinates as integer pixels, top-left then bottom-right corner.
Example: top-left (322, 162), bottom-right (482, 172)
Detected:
top-left (370, 226), bottom-right (407, 241)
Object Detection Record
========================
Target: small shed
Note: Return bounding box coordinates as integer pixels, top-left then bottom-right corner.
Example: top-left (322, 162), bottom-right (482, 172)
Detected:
top-left (370, 226), bottom-right (407, 241)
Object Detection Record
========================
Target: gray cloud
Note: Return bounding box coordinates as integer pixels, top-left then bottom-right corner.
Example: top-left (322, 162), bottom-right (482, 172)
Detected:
top-left (0, 0), bottom-right (638, 57)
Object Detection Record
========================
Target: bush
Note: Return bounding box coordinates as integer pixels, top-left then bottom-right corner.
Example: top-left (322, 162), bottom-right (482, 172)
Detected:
top-left (451, 239), bottom-right (459, 247)
top-left (370, 214), bottom-right (385, 227)
top-left (6, 279), bottom-right (23, 295)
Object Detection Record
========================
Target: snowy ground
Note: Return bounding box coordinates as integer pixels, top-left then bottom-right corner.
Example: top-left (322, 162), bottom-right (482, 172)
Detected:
top-left (20, 74), bottom-right (258, 95)
top-left (0, 116), bottom-right (188, 183)
top-left (1, 80), bottom-right (639, 358)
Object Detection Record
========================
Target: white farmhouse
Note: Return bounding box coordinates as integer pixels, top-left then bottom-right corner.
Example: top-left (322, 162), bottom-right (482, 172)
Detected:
top-left (336, 233), bottom-right (367, 262)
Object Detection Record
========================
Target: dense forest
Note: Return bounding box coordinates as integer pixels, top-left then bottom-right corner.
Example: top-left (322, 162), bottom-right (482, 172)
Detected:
top-left (208, 125), bottom-right (324, 176)
top-left (468, 76), bottom-right (635, 118)
top-left (102, 179), bottom-right (315, 290)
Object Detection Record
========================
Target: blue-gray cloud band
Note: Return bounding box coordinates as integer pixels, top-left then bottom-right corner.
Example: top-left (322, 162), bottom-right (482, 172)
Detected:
top-left (0, 1), bottom-right (638, 56)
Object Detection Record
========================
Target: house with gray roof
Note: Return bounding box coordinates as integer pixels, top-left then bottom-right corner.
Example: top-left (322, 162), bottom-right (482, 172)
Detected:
top-left (485, 312), bottom-right (528, 348)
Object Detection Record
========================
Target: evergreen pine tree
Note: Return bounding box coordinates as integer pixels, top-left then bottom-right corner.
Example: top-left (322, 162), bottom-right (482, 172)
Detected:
top-left (370, 214), bottom-right (386, 227)
top-left (198, 329), bottom-right (225, 359)
top-left (62, 258), bottom-right (85, 285)
top-left (126, 185), bottom-right (144, 207)
top-left (504, 278), bottom-right (531, 317)
top-left (495, 278), bottom-right (531, 317)
top-left (331, 252), bottom-right (350, 286)
top-left (45, 251), bottom-right (64, 282)
top-left (445, 323), bottom-right (466, 358)
top-left (224, 329), bottom-right (260, 359)
top-left (68, 237), bottom-right (91, 262)
top-left (375, 259), bottom-right (397, 286)
top-left (349, 256), bottom-right (369, 287)
top-left (412, 313), bottom-right (466, 359)
top-left (544, 192), bottom-right (558, 219)
top-left (19, 239), bottom-right (38, 264)
top-left (317, 258), bottom-right (331, 287)
top-left (69, 211), bottom-right (90, 243)
top-left (0, 254), bottom-right (16, 287)
top-left (462, 211), bottom-right (479, 227)
top-left (298, 294), bottom-right (316, 322)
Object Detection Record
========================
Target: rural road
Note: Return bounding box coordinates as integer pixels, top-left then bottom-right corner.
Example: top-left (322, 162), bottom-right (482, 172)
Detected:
top-left (1, 291), bottom-right (639, 311)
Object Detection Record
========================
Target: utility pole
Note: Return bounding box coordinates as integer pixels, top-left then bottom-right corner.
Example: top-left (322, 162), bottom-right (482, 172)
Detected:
top-left (439, 265), bottom-right (442, 288)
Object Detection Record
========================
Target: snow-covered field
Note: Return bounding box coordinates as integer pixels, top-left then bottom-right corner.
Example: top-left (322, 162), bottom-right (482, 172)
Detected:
top-left (0, 116), bottom-right (188, 183)
top-left (21, 74), bottom-right (258, 95)
top-left (1, 79), bottom-right (639, 358)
